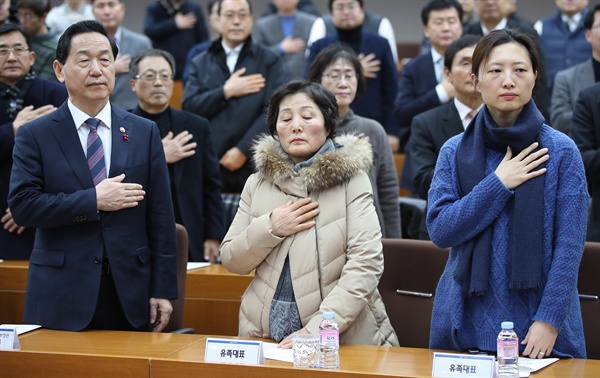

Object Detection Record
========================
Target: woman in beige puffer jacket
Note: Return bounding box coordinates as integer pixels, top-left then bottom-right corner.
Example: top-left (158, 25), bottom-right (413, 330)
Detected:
top-left (220, 81), bottom-right (398, 347)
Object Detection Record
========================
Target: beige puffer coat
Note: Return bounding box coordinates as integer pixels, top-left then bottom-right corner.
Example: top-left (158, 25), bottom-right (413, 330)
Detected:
top-left (221, 134), bottom-right (399, 346)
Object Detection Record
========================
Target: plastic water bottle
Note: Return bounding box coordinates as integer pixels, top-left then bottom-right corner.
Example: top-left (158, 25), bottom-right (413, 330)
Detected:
top-left (319, 312), bottom-right (340, 369)
top-left (497, 321), bottom-right (519, 378)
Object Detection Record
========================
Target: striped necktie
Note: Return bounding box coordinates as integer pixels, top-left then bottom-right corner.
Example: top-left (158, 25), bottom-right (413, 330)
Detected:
top-left (86, 118), bottom-right (106, 186)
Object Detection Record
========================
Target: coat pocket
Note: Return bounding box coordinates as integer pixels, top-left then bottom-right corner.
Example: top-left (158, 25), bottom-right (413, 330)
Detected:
top-left (30, 249), bottom-right (65, 267)
top-left (136, 246), bottom-right (150, 264)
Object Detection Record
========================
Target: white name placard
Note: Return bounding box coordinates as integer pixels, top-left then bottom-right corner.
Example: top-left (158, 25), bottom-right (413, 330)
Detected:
top-left (0, 326), bottom-right (20, 350)
top-left (204, 337), bottom-right (265, 365)
top-left (432, 352), bottom-right (495, 377)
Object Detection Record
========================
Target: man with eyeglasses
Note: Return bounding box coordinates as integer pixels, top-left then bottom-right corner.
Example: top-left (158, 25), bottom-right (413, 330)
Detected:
top-left (182, 0), bottom-right (285, 194)
top-left (129, 48), bottom-right (225, 262)
top-left (552, 4), bottom-right (600, 135)
top-left (0, 23), bottom-right (66, 260)
top-left (92, 0), bottom-right (152, 111)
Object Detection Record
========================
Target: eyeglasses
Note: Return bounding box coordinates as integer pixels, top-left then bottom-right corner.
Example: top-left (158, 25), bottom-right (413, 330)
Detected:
top-left (134, 72), bottom-right (173, 83)
top-left (0, 46), bottom-right (30, 57)
top-left (333, 1), bottom-right (359, 12)
top-left (322, 72), bottom-right (358, 83)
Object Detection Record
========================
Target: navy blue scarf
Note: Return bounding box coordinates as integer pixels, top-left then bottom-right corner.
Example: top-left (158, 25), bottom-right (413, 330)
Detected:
top-left (454, 100), bottom-right (545, 296)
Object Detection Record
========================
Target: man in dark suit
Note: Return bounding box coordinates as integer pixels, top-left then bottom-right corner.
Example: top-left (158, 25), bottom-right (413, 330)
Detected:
top-left (129, 48), bottom-right (225, 262)
top-left (8, 20), bottom-right (177, 332)
top-left (395, 0), bottom-right (463, 150)
top-left (0, 23), bottom-right (67, 260)
top-left (410, 34), bottom-right (481, 240)
top-left (570, 82), bottom-right (600, 242)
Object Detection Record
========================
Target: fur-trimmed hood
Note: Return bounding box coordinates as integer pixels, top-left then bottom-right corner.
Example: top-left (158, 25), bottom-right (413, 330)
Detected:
top-left (251, 133), bottom-right (373, 192)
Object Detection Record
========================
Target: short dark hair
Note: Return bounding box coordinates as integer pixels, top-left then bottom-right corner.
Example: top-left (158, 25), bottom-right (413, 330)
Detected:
top-left (129, 48), bottom-right (176, 79)
top-left (444, 34), bottom-right (480, 71)
top-left (208, 0), bottom-right (219, 15)
top-left (0, 23), bottom-right (32, 49)
top-left (583, 5), bottom-right (600, 30)
top-left (217, 0), bottom-right (252, 15)
top-left (267, 80), bottom-right (339, 138)
top-left (306, 43), bottom-right (366, 100)
top-left (56, 20), bottom-right (118, 65)
top-left (472, 28), bottom-right (540, 80)
top-left (421, 0), bottom-right (463, 26)
top-left (16, 0), bottom-right (51, 17)
top-left (328, 0), bottom-right (363, 12)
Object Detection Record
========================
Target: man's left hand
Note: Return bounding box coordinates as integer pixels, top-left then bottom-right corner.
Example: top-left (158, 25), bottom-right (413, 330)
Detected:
top-left (204, 238), bottom-right (221, 263)
top-left (114, 54), bottom-right (132, 75)
top-left (219, 147), bottom-right (247, 171)
top-left (1, 208), bottom-right (26, 234)
top-left (149, 298), bottom-right (173, 332)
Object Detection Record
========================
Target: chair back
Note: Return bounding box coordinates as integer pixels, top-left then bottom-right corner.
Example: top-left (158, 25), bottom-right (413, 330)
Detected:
top-left (379, 238), bottom-right (449, 348)
top-left (579, 241), bottom-right (600, 359)
top-left (163, 223), bottom-right (192, 333)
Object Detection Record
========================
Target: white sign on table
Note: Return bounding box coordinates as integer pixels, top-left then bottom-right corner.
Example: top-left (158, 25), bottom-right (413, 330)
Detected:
top-left (432, 352), bottom-right (495, 377)
top-left (204, 337), bottom-right (265, 365)
top-left (0, 326), bottom-right (20, 351)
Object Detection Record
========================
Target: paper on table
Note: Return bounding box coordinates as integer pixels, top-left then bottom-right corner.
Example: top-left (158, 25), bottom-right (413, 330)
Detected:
top-left (0, 324), bottom-right (41, 335)
top-left (262, 342), bottom-right (294, 363)
top-left (186, 262), bottom-right (211, 271)
top-left (518, 357), bottom-right (559, 377)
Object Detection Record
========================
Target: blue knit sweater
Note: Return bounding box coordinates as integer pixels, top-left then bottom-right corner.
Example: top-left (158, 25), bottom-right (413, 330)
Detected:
top-left (427, 125), bottom-right (588, 358)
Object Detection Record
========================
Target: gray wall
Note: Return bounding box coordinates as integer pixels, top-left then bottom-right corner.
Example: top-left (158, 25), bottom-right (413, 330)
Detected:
top-left (53, 0), bottom-right (600, 44)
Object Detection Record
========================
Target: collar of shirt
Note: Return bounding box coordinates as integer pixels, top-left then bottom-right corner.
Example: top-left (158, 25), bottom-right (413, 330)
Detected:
top-left (454, 98), bottom-right (481, 130)
top-left (222, 40), bottom-right (243, 73)
top-left (481, 17), bottom-right (508, 35)
top-left (64, 2), bottom-right (88, 15)
top-left (70, 99), bottom-right (112, 132)
top-left (70, 99), bottom-right (113, 173)
top-left (431, 48), bottom-right (444, 83)
top-left (561, 12), bottom-right (582, 32)
top-left (113, 27), bottom-right (123, 49)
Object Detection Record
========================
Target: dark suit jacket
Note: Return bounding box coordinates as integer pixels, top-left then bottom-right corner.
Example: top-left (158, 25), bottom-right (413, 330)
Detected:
top-left (462, 20), bottom-right (550, 122)
top-left (307, 32), bottom-right (399, 136)
top-left (8, 103), bottom-right (178, 331)
top-left (410, 101), bottom-right (464, 201)
top-left (0, 77), bottom-right (67, 260)
top-left (394, 52), bottom-right (440, 144)
top-left (570, 83), bottom-right (600, 242)
top-left (131, 106), bottom-right (226, 261)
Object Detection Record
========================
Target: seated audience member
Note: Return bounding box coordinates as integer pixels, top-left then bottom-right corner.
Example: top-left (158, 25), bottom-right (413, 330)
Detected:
top-left (428, 29), bottom-right (588, 359)
top-left (182, 0), bottom-right (286, 194)
top-left (45, 0), bottom-right (94, 37)
top-left (144, 0), bottom-right (209, 80)
top-left (306, 0), bottom-right (398, 149)
top-left (220, 80), bottom-right (399, 347)
top-left (570, 82), bottom-right (600, 242)
top-left (395, 0), bottom-right (463, 149)
top-left (0, 0), bottom-right (12, 27)
top-left (93, 0), bottom-right (152, 111)
top-left (129, 49), bottom-right (226, 262)
top-left (504, 0), bottom-right (533, 29)
top-left (182, 0), bottom-right (220, 84)
top-left (17, 0), bottom-right (58, 81)
top-left (534, 0), bottom-right (591, 89)
top-left (261, 0), bottom-right (319, 18)
top-left (307, 44), bottom-right (401, 238)
top-left (411, 34), bottom-right (481, 240)
top-left (253, 0), bottom-right (316, 80)
top-left (463, 0), bottom-right (550, 121)
top-left (307, 0), bottom-right (398, 63)
top-left (0, 23), bottom-right (66, 260)
top-left (551, 4), bottom-right (600, 134)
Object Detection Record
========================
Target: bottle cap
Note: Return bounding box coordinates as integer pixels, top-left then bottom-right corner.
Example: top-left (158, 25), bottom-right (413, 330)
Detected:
top-left (501, 321), bottom-right (514, 329)
top-left (323, 311), bottom-right (335, 319)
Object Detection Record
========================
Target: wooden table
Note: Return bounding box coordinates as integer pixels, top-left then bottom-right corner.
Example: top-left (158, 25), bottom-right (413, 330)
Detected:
top-left (2, 329), bottom-right (598, 377)
top-left (0, 261), bottom-right (253, 336)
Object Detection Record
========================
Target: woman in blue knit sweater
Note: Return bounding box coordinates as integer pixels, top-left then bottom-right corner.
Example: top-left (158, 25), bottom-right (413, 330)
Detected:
top-left (427, 29), bottom-right (588, 359)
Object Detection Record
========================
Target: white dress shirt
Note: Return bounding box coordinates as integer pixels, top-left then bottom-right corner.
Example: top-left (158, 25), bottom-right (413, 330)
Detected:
top-left (69, 100), bottom-right (113, 175)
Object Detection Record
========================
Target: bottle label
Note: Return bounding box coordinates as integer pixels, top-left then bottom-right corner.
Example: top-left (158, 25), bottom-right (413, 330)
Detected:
top-left (319, 329), bottom-right (339, 347)
top-left (497, 340), bottom-right (519, 358)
